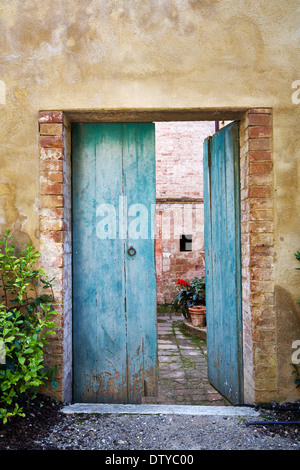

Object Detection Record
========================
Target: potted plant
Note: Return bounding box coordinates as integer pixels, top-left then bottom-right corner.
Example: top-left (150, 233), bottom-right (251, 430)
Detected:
top-left (188, 305), bottom-right (206, 327)
top-left (173, 277), bottom-right (206, 326)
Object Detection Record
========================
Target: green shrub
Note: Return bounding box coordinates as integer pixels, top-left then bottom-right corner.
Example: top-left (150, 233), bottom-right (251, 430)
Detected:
top-left (173, 277), bottom-right (206, 317)
top-left (0, 230), bottom-right (58, 424)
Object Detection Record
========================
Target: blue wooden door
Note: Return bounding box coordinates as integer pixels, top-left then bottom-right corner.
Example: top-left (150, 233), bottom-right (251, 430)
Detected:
top-left (203, 121), bottom-right (243, 404)
top-left (72, 123), bottom-right (157, 403)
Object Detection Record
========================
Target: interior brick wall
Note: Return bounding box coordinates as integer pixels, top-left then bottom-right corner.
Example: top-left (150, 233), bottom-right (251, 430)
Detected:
top-left (155, 121), bottom-right (215, 303)
top-left (156, 121), bottom-right (215, 200)
top-left (156, 202), bottom-right (205, 304)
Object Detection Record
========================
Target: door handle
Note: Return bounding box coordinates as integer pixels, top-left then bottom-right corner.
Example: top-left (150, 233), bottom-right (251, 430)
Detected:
top-left (127, 246), bottom-right (136, 257)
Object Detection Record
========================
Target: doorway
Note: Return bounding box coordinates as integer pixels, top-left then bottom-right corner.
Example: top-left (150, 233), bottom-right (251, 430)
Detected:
top-left (154, 120), bottom-right (243, 405)
top-left (71, 119), bottom-right (243, 405)
top-left (38, 107), bottom-right (274, 405)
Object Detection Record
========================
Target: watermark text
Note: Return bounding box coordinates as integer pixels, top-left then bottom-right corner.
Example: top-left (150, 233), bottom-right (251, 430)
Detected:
top-left (291, 340), bottom-right (300, 365)
top-left (291, 80), bottom-right (300, 104)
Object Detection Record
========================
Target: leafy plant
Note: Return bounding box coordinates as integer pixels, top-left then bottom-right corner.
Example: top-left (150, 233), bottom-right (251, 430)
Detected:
top-left (0, 230), bottom-right (58, 424)
top-left (291, 363), bottom-right (300, 389)
top-left (173, 277), bottom-right (205, 318)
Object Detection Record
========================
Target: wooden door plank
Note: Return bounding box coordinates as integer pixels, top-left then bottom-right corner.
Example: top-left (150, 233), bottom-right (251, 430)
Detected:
top-left (226, 123), bottom-right (243, 401)
top-left (203, 121), bottom-right (243, 404)
top-left (72, 123), bottom-right (127, 403)
top-left (72, 123), bottom-right (98, 402)
top-left (94, 123), bottom-right (127, 403)
top-left (203, 136), bottom-right (218, 389)
top-left (123, 123), bottom-right (157, 402)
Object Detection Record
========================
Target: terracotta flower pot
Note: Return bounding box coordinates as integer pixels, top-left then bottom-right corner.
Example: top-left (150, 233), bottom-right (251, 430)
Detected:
top-left (185, 306), bottom-right (191, 321)
top-left (188, 306), bottom-right (206, 327)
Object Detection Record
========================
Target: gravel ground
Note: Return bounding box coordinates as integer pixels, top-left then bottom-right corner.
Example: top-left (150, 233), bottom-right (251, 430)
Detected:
top-left (1, 394), bottom-right (299, 451)
top-left (37, 411), bottom-right (300, 451)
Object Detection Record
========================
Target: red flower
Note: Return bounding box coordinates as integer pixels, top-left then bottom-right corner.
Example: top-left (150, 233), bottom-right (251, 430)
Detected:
top-left (177, 279), bottom-right (189, 286)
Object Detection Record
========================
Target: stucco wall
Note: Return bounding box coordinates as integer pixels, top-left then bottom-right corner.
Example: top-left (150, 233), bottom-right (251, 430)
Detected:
top-left (1, 0), bottom-right (300, 403)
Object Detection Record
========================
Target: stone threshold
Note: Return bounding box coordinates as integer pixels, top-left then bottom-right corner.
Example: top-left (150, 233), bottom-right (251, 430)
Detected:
top-left (62, 403), bottom-right (259, 417)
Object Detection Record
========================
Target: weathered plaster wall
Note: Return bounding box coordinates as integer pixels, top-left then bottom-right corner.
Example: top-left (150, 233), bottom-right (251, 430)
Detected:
top-left (1, 0), bottom-right (300, 402)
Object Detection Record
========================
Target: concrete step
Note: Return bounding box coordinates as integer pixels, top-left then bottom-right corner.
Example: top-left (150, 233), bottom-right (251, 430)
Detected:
top-left (62, 403), bottom-right (260, 417)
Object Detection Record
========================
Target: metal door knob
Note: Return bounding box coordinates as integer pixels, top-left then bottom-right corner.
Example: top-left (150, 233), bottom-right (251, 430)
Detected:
top-left (127, 246), bottom-right (136, 256)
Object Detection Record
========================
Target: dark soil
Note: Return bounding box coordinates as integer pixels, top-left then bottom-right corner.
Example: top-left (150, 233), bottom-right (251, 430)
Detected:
top-left (246, 402), bottom-right (300, 441)
top-left (0, 394), bottom-right (65, 450)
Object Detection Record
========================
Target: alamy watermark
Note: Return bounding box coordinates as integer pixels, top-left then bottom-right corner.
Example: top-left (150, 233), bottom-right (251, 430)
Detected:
top-left (95, 196), bottom-right (203, 246)
top-left (291, 339), bottom-right (300, 365)
top-left (291, 80), bottom-right (300, 104)
top-left (0, 339), bottom-right (5, 365)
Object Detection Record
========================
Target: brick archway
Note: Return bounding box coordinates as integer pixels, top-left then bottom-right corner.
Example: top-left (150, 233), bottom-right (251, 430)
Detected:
top-left (38, 108), bottom-right (274, 404)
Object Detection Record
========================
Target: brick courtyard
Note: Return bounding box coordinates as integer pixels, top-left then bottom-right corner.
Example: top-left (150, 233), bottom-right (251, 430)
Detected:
top-left (142, 311), bottom-right (228, 406)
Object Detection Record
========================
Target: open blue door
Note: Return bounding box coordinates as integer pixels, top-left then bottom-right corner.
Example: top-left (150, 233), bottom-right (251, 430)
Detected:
top-left (203, 121), bottom-right (243, 404)
top-left (72, 123), bottom-right (157, 403)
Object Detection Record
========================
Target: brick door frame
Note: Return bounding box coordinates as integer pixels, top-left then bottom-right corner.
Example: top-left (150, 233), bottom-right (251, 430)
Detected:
top-left (38, 108), bottom-right (274, 404)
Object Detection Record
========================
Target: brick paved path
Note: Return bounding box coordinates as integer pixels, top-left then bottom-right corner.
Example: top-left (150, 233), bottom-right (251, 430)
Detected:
top-left (142, 312), bottom-right (228, 406)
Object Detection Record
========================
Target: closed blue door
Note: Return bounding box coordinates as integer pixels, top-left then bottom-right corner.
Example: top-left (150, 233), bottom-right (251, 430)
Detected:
top-left (72, 123), bottom-right (157, 403)
top-left (203, 121), bottom-right (243, 404)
